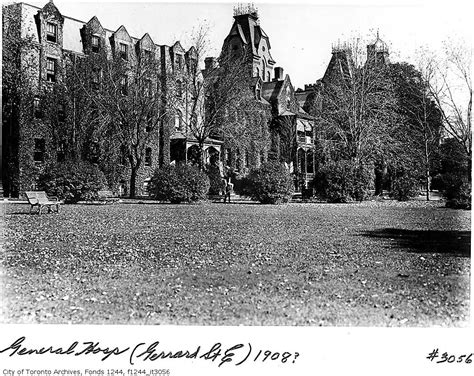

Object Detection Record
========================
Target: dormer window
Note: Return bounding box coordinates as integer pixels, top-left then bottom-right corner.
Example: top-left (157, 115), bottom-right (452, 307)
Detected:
top-left (143, 49), bottom-right (153, 62)
top-left (176, 54), bottom-right (183, 70)
top-left (189, 58), bottom-right (197, 74)
top-left (46, 57), bottom-right (57, 82)
top-left (119, 43), bottom-right (128, 60)
top-left (91, 35), bottom-right (100, 53)
top-left (46, 22), bottom-right (57, 43)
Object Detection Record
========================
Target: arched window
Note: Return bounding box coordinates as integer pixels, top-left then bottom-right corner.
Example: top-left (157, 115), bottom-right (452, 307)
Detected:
top-left (256, 67), bottom-right (260, 78)
top-left (262, 61), bottom-right (266, 81)
top-left (267, 71), bottom-right (270, 82)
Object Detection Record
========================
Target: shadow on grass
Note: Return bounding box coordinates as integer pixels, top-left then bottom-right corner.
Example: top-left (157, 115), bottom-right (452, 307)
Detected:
top-left (362, 228), bottom-right (471, 257)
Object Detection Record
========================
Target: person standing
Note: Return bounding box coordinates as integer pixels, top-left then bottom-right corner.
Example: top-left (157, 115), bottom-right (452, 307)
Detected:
top-left (223, 177), bottom-right (233, 203)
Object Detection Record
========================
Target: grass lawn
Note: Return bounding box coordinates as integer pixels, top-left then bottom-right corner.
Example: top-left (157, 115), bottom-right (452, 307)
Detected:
top-left (0, 200), bottom-right (470, 326)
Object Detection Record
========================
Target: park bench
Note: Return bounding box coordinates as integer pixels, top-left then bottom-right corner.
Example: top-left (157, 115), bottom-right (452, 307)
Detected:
top-left (25, 191), bottom-right (61, 215)
top-left (97, 190), bottom-right (120, 204)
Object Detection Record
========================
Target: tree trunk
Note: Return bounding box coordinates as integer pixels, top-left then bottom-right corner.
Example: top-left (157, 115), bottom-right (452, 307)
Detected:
top-left (424, 139), bottom-right (430, 201)
top-left (129, 166), bottom-right (138, 199)
top-left (198, 142), bottom-right (205, 171)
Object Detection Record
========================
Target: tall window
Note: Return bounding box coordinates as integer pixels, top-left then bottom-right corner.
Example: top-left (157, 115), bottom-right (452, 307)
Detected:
top-left (189, 58), bottom-right (197, 74)
top-left (267, 72), bottom-right (270, 82)
top-left (176, 80), bottom-right (183, 98)
top-left (33, 96), bottom-right (42, 118)
top-left (176, 54), bottom-right (183, 70)
top-left (46, 22), bottom-right (57, 43)
top-left (174, 110), bottom-right (182, 131)
top-left (57, 142), bottom-right (65, 162)
top-left (92, 69), bottom-right (101, 91)
top-left (120, 75), bottom-right (128, 96)
top-left (144, 79), bottom-right (153, 97)
top-left (119, 43), bottom-right (128, 60)
top-left (46, 57), bottom-right (57, 82)
top-left (34, 138), bottom-right (45, 162)
top-left (91, 35), bottom-right (100, 53)
top-left (146, 115), bottom-right (153, 132)
top-left (58, 103), bottom-right (65, 122)
top-left (145, 148), bottom-right (152, 166)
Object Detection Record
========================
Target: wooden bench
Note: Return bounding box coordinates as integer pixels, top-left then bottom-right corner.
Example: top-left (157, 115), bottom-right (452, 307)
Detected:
top-left (25, 191), bottom-right (61, 215)
top-left (97, 190), bottom-right (120, 204)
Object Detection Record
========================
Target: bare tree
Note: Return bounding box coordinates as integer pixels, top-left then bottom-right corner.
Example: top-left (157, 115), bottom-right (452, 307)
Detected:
top-left (421, 41), bottom-right (472, 161)
top-left (69, 46), bottom-right (167, 197)
top-left (315, 39), bottom-right (398, 165)
top-left (168, 24), bottom-right (264, 170)
top-left (390, 62), bottom-right (443, 200)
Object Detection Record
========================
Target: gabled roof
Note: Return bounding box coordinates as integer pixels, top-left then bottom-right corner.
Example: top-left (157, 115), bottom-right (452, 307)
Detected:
top-left (113, 25), bottom-right (132, 43)
top-left (86, 16), bottom-right (104, 34)
top-left (261, 79), bottom-right (284, 102)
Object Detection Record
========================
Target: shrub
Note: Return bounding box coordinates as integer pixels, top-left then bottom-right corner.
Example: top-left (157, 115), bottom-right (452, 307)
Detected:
top-left (38, 160), bottom-right (107, 203)
top-left (206, 164), bottom-right (225, 195)
top-left (314, 160), bottom-right (374, 203)
top-left (390, 173), bottom-right (420, 201)
top-left (244, 161), bottom-right (294, 204)
top-left (150, 164), bottom-right (210, 203)
top-left (443, 173), bottom-right (471, 209)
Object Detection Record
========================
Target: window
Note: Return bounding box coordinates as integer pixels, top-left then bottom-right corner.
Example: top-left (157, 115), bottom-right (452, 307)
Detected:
top-left (256, 67), bottom-right (260, 78)
top-left (91, 35), bottom-right (100, 53)
top-left (92, 69), bottom-right (101, 91)
top-left (176, 80), bottom-right (183, 98)
top-left (145, 148), bottom-right (152, 166)
top-left (58, 103), bottom-right (65, 122)
top-left (174, 110), bottom-right (182, 131)
top-left (33, 96), bottom-right (43, 118)
top-left (57, 142), bottom-right (65, 162)
top-left (46, 22), bottom-right (57, 43)
top-left (255, 88), bottom-right (261, 100)
top-left (120, 76), bottom-right (128, 95)
top-left (143, 49), bottom-right (152, 61)
top-left (120, 145), bottom-right (127, 165)
top-left (267, 72), bottom-right (270, 82)
top-left (46, 57), bottom-right (57, 82)
top-left (146, 115), bottom-right (153, 132)
top-left (176, 54), bottom-right (183, 70)
top-left (144, 79), bottom-right (153, 97)
top-left (119, 43), bottom-right (128, 60)
top-left (34, 138), bottom-right (45, 162)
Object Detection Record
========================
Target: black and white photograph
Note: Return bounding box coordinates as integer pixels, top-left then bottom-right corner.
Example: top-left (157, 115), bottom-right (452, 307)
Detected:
top-left (0, 0), bottom-right (472, 374)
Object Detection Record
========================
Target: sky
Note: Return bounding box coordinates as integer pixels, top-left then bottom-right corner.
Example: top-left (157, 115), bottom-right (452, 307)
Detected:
top-left (18, 0), bottom-right (473, 89)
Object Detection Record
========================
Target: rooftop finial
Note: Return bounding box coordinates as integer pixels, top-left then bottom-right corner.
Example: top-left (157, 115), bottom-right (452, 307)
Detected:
top-left (233, 3), bottom-right (259, 18)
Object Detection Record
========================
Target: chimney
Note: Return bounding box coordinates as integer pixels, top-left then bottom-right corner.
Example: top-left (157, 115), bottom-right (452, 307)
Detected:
top-left (204, 57), bottom-right (217, 70)
top-left (274, 67), bottom-right (284, 81)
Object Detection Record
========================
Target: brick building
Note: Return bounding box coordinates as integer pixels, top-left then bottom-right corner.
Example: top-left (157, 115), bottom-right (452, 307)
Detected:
top-left (2, 0), bottom-right (221, 197)
top-left (2, 1), bottom-right (317, 196)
